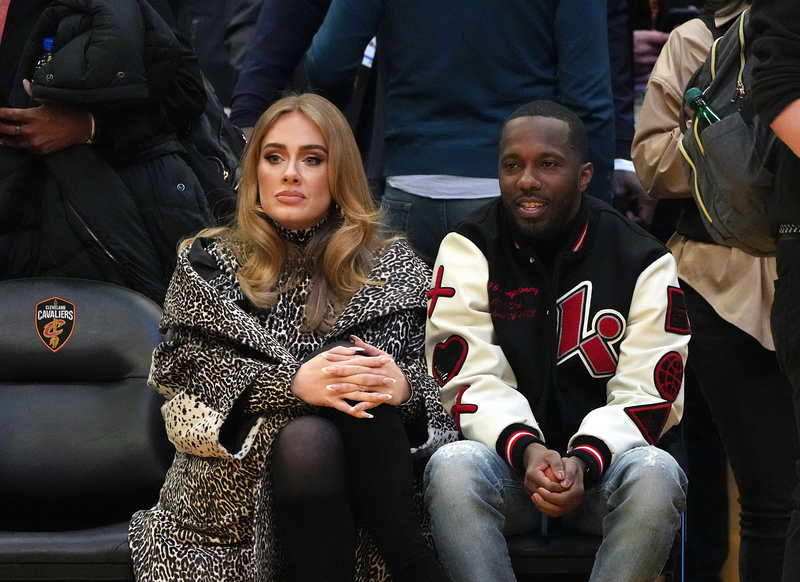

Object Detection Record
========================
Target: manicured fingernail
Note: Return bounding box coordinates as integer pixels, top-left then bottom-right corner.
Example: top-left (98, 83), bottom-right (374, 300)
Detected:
top-left (326, 385), bottom-right (337, 390)
top-left (379, 357), bottom-right (393, 364)
top-left (380, 394), bottom-right (392, 400)
top-left (350, 335), bottom-right (363, 342)
top-left (558, 471), bottom-right (565, 480)
top-left (322, 353), bottom-right (334, 360)
top-left (363, 413), bottom-right (374, 419)
top-left (383, 377), bottom-right (396, 384)
top-left (322, 367), bottom-right (335, 373)
top-left (352, 347), bottom-right (365, 352)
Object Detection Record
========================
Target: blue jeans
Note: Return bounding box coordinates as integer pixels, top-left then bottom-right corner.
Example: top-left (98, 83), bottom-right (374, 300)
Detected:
top-left (424, 440), bottom-right (687, 582)
top-left (382, 185), bottom-right (495, 267)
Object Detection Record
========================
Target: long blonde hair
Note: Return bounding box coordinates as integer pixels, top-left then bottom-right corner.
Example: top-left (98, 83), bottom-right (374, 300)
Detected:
top-left (188, 93), bottom-right (387, 332)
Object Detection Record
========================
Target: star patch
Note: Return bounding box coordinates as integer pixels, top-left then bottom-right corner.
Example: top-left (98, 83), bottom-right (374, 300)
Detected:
top-left (665, 286), bottom-right (691, 335)
top-left (654, 351), bottom-right (683, 402)
top-left (625, 402), bottom-right (672, 446)
top-left (432, 335), bottom-right (468, 386)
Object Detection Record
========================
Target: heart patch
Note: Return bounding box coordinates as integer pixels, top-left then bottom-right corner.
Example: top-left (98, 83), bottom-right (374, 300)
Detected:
top-left (432, 335), bottom-right (468, 387)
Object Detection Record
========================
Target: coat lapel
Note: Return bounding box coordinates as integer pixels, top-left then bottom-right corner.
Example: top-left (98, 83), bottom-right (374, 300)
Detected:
top-left (165, 238), bottom-right (429, 357)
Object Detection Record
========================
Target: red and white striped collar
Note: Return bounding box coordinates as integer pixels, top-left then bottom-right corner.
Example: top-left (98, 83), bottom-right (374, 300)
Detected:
top-left (512, 217), bottom-right (590, 252)
top-left (571, 219), bottom-right (589, 252)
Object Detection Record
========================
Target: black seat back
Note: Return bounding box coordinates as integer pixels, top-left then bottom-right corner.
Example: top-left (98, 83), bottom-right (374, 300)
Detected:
top-left (0, 278), bottom-right (171, 531)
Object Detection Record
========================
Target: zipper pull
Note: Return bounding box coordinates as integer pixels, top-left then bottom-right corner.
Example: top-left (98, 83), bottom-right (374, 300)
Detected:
top-left (732, 80), bottom-right (745, 103)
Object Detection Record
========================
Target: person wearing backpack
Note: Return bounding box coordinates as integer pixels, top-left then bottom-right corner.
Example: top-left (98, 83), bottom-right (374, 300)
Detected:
top-left (632, 2), bottom-right (800, 580)
top-left (750, 3), bottom-right (800, 580)
top-left (751, 0), bottom-right (800, 160)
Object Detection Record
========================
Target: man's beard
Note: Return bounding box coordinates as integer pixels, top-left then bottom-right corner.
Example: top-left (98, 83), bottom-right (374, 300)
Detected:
top-left (503, 189), bottom-right (582, 244)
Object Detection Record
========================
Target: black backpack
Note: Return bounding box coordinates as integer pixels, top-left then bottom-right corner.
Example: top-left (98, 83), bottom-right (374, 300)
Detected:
top-left (177, 75), bottom-right (246, 224)
top-left (678, 9), bottom-right (787, 257)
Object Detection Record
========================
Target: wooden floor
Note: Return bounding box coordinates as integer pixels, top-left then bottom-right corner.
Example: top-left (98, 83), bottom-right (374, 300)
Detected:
top-left (721, 466), bottom-right (741, 582)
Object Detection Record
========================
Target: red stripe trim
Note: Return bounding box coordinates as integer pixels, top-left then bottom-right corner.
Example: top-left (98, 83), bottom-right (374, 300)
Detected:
top-left (571, 220), bottom-right (589, 252)
top-left (573, 444), bottom-right (605, 475)
top-left (0, 0), bottom-right (11, 46)
top-left (505, 431), bottom-right (535, 465)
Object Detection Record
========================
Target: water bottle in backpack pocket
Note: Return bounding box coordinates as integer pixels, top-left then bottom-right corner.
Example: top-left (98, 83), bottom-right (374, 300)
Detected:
top-left (678, 9), bottom-right (787, 257)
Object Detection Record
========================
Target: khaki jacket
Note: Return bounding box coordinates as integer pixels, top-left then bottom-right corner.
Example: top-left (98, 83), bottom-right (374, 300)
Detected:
top-left (632, 7), bottom-right (776, 350)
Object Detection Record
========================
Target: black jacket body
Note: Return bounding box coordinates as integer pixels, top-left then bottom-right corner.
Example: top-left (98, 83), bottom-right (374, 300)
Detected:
top-left (0, 0), bottom-right (212, 304)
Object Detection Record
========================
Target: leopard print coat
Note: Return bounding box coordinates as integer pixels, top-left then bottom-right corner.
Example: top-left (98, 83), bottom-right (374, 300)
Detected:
top-left (128, 236), bottom-right (456, 581)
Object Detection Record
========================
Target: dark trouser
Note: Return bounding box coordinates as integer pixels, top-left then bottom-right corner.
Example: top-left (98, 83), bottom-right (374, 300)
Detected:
top-left (771, 147), bottom-right (800, 582)
top-left (772, 234), bottom-right (800, 582)
top-left (270, 405), bottom-right (449, 582)
top-left (680, 360), bottom-right (729, 582)
top-left (382, 186), bottom-right (494, 267)
top-left (683, 282), bottom-right (800, 582)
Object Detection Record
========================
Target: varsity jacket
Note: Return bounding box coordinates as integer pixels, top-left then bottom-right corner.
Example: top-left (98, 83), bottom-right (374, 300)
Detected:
top-left (425, 197), bottom-right (690, 486)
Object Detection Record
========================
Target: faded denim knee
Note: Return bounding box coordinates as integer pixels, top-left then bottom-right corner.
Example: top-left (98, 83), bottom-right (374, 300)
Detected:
top-left (603, 446), bottom-right (688, 520)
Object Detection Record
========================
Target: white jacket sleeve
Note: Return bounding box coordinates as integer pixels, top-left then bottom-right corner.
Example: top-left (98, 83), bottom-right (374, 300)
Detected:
top-left (569, 253), bottom-right (688, 462)
top-left (425, 233), bottom-right (544, 466)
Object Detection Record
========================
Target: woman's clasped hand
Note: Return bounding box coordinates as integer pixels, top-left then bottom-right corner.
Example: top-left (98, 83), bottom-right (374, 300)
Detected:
top-left (292, 337), bottom-right (411, 418)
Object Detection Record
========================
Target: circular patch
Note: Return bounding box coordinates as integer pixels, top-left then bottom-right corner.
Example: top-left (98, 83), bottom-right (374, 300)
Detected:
top-left (597, 314), bottom-right (623, 340)
top-left (654, 352), bottom-right (683, 402)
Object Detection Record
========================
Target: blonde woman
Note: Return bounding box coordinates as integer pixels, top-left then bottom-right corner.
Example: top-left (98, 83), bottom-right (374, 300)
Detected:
top-left (129, 93), bottom-right (455, 582)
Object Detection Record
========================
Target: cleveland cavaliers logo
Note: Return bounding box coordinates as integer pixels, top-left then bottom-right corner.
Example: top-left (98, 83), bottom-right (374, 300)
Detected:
top-left (35, 297), bottom-right (76, 352)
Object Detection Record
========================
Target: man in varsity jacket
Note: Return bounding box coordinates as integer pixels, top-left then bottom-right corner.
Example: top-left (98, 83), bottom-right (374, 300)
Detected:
top-left (423, 101), bottom-right (689, 582)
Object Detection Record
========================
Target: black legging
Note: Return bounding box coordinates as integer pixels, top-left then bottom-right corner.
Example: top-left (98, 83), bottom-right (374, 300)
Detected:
top-left (271, 404), bottom-right (449, 582)
top-left (683, 282), bottom-right (800, 581)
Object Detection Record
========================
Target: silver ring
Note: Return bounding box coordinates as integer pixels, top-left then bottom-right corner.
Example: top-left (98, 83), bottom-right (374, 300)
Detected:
top-left (14, 122), bottom-right (21, 136)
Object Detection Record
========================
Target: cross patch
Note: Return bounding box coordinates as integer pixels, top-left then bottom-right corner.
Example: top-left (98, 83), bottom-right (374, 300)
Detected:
top-left (451, 386), bottom-right (478, 436)
top-left (426, 265), bottom-right (455, 318)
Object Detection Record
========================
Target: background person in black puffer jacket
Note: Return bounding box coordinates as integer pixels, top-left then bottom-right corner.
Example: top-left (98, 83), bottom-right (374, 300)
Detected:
top-left (0, 0), bottom-right (216, 304)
